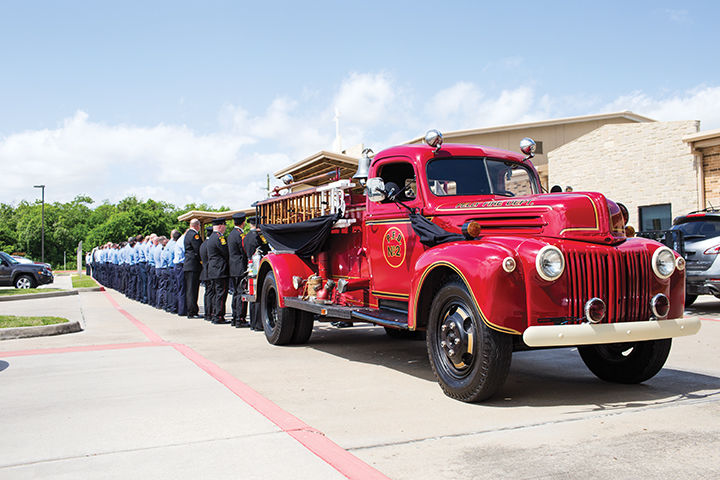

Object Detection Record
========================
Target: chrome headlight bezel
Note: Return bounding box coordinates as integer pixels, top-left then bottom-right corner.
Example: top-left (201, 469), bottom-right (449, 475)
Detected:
top-left (652, 246), bottom-right (676, 280)
top-left (535, 245), bottom-right (565, 282)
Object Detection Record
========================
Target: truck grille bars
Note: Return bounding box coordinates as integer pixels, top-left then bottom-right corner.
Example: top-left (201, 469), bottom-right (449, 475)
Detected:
top-left (566, 249), bottom-right (652, 324)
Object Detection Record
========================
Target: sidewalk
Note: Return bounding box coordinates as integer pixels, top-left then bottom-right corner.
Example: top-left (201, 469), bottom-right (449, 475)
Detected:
top-left (0, 289), bottom-right (387, 479)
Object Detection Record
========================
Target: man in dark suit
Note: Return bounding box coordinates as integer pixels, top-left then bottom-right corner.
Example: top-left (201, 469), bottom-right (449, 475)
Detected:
top-left (200, 225), bottom-right (213, 321)
top-left (227, 212), bottom-right (248, 328)
top-left (243, 217), bottom-right (270, 331)
top-left (207, 218), bottom-right (230, 324)
top-left (183, 219), bottom-right (202, 318)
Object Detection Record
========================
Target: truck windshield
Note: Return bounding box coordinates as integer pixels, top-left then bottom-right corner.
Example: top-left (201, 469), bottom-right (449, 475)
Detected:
top-left (426, 157), bottom-right (537, 197)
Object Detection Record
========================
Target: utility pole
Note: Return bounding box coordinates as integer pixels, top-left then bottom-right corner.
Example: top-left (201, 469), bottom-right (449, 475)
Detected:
top-left (33, 184), bottom-right (45, 264)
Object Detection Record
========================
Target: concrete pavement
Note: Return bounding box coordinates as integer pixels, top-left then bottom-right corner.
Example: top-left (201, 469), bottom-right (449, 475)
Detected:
top-left (1, 288), bottom-right (719, 479)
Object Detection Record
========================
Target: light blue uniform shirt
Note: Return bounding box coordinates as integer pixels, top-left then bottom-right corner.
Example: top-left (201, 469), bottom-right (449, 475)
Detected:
top-left (135, 242), bottom-right (146, 263)
top-left (162, 240), bottom-right (176, 268)
top-left (111, 249), bottom-right (120, 265)
top-left (173, 234), bottom-right (185, 265)
top-left (147, 243), bottom-right (156, 266)
top-left (153, 244), bottom-right (164, 269)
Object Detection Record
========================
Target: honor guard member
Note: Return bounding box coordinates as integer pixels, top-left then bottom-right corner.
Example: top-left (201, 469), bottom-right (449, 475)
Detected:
top-left (200, 225), bottom-right (213, 320)
top-left (135, 234), bottom-right (148, 304)
top-left (163, 230), bottom-right (179, 313)
top-left (153, 236), bottom-right (166, 309)
top-left (183, 219), bottom-right (202, 319)
top-left (228, 213), bottom-right (248, 327)
top-left (147, 235), bottom-right (158, 306)
top-left (243, 217), bottom-right (270, 330)
top-left (173, 230), bottom-right (187, 316)
top-left (207, 218), bottom-right (230, 324)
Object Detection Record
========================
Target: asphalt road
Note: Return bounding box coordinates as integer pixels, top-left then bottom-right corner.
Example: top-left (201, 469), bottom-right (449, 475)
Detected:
top-left (1, 288), bottom-right (718, 479)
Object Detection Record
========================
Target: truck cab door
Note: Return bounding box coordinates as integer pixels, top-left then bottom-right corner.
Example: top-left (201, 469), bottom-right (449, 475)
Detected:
top-left (365, 158), bottom-right (424, 303)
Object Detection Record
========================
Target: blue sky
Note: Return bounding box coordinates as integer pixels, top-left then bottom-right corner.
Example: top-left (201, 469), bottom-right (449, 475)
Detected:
top-left (2, 1), bottom-right (719, 208)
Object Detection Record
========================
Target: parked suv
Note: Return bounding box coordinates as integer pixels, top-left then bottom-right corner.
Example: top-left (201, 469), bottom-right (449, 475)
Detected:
top-left (671, 209), bottom-right (720, 306)
top-left (0, 251), bottom-right (54, 289)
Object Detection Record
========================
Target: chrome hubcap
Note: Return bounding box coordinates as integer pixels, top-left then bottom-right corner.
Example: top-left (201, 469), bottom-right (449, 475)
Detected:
top-left (440, 305), bottom-right (474, 370)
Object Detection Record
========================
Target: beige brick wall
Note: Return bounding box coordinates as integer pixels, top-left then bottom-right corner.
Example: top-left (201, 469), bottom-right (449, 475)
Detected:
top-left (548, 121), bottom-right (700, 230)
top-left (702, 145), bottom-right (720, 208)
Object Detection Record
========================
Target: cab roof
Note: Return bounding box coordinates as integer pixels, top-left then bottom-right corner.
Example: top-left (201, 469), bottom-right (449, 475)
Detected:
top-left (373, 143), bottom-right (527, 165)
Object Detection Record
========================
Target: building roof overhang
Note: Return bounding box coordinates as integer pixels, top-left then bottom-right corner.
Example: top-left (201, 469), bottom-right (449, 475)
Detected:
top-left (177, 208), bottom-right (256, 224)
top-left (273, 150), bottom-right (359, 186)
top-left (683, 128), bottom-right (720, 149)
top-left (405, 111), bottom-right (656, 144)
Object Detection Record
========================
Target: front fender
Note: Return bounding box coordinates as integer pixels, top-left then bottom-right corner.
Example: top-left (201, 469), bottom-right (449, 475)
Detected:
top-left (258, 253), bottom-right (316, 308)
top-left (410, 241), bottom-right (526, 335)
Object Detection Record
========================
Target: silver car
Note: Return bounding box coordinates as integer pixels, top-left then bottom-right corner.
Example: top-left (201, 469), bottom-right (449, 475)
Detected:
top-left (671, 210), bottom-right (720, 306)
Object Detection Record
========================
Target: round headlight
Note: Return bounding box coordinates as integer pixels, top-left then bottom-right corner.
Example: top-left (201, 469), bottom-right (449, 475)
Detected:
top-left (676, 256), bottom-right (685, 271)
top-left (652, 247), bottom-right (676, 279)
top-left (535, 245), bottom-right (565, 281)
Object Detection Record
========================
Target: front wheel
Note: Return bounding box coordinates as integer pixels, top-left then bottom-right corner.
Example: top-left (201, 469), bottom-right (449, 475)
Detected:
top-left (260, 272), bottom-right (296, 345)
top-left (15, 275), bottom-right (36, 289)
top-left (290, 310), bottom-right (314, 344)
top-left (578, 339), bottom-right (671, 384)
top-left (426, 280), bottom-right (512, 402)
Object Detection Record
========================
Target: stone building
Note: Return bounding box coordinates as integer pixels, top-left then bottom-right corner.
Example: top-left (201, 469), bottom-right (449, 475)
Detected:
top-left (548, 121), bottom-right (701, 231)
top-left (407, 111), bottom-right (654, 186)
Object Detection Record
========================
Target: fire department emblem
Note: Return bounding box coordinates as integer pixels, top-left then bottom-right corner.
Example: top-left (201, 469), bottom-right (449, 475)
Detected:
top-left (382, 227), bottom-right (406, 268)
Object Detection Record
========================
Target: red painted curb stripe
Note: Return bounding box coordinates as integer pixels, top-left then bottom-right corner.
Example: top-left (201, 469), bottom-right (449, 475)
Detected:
top-left (103, 290), bottom-right (164, 343)
top-left (0, 342), bottom-right (169, 358)
top-left (171, 343), bottom-right (389, 480)
top-left (102, 287), bottom-right (390, 480)
top-left (700, 317), bottom-right (720, 322)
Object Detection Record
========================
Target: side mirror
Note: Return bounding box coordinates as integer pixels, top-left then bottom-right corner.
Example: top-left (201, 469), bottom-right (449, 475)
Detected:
top-left (366, 177), bottom-right (386, 202)
top-left (384, 182), bottom-right (401, 201)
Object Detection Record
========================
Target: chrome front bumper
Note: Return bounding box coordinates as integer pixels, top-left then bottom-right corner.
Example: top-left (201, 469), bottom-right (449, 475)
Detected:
top-left (522, 317), bottom-right (701, 347)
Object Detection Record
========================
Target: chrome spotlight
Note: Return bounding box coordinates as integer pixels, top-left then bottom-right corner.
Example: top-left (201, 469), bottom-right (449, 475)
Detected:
top-left (424, 129), bottom-right (443, 152)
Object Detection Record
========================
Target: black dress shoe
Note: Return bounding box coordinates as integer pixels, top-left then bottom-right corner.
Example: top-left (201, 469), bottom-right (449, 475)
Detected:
top-left (235, 321), bottom-right (249, 328)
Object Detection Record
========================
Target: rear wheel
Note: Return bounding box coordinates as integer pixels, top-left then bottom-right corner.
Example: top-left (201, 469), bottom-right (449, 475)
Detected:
top-left (15, 275), bottom-right (36, 289)
top-left (290, 311), bottom-right (314, 344)
top-left (578, 339), bottom-right (671, 384)
top-left (685, 294), bottom-right (698, 307)
top-left (260, 272), bottom-right (296, 345)
top-left (426, 280), bottom-right (512, 402)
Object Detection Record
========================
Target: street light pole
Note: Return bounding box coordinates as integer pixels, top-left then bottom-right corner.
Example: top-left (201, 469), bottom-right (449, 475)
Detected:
top-left (33, 184), bottom-right (45, 264)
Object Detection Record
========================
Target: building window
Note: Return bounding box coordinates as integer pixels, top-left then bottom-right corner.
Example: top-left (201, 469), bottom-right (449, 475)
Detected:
top-left (638, 203), bottom-right (672, 231)
top-left (534, 141), bottom-right (543, 154)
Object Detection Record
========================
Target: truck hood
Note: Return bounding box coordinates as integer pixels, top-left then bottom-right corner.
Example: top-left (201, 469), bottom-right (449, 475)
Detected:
top-left (427, 192), bottom-right (626, 245)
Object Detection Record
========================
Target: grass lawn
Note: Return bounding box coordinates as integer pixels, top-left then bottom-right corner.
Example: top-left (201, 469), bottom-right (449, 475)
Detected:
top-left (0, 288), bottom-right (63, 296)
top-left (71, 275), bottom-right (99, 288)
top-left (0, 315), bottom-right (70, 328)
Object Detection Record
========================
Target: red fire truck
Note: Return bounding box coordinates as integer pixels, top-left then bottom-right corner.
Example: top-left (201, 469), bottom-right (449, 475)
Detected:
top-left (243, 130), bottom-right (700, 402)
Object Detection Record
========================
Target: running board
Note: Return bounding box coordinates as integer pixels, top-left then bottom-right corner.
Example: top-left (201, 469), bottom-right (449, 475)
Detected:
top-left (283, 297), bottom-right (409, 329)
top-left (351, 309), bottom-right (409, 330)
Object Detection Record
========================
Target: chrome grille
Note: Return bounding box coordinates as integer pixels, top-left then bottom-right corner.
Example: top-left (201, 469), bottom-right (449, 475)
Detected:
top-left (566, 249), bottom-right (651, 323)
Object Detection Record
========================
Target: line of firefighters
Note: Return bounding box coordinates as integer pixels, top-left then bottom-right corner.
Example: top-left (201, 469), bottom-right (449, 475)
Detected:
top-left (88, 213), bottom-right (268, 329)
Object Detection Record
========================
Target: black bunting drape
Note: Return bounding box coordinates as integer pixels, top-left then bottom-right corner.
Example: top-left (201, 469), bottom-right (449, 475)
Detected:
top-left (409, 212), bottom-right (465, 247)
top-left (261, 213), bottom-right (341, 258)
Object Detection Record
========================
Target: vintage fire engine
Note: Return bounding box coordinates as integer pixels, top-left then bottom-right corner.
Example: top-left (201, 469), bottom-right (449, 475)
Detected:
top-left (243, 130), bottom-right (701, 402)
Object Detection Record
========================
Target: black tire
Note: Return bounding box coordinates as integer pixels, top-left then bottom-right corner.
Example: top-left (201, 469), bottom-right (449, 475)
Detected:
top-left (260, 272), bottom-right (296, 345)
top-left (578, 339), bottom-right (672, 384)
top-left (426, 279), bottom-right (512, 402)
top-left (290, 310), bottom-right (314, 344)
top-left (384, 326), bottom-right (425, 340)
top-left (15, 275), bottom-right (36, 289)
top-left (685, 294), bottom-right (698, 307)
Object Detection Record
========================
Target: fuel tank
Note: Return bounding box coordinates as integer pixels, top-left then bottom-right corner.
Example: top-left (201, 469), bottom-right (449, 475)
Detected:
top-left (426, 191), bottom-right (626, 245)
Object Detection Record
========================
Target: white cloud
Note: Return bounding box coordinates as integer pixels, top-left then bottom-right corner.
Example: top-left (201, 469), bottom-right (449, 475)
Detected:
top-left (426, 83), bottom-right (542, 131)
top-left (604, 85), bottom-right (720, 129)
top-left (3, 76), bottom-right (720, 214)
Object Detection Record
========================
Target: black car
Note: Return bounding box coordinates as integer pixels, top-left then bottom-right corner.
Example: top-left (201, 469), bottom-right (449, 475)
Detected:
top-left (0, 251), bottom-right (54, 289)
top-left (671, 209), bottom-right (720, 306)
